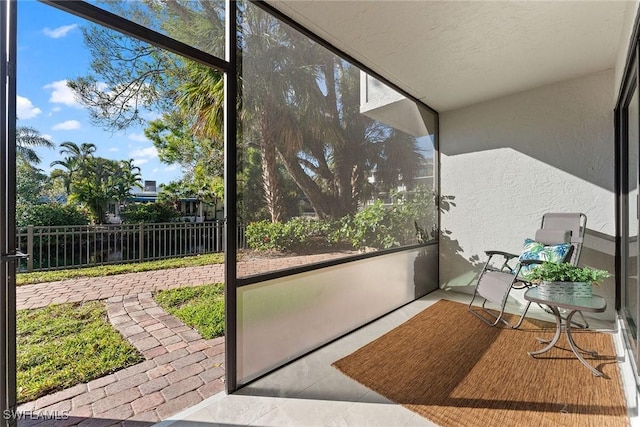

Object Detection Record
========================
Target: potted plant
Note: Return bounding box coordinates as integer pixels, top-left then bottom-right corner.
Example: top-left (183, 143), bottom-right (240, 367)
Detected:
top-left (526, 262), bottom-right (611, 298)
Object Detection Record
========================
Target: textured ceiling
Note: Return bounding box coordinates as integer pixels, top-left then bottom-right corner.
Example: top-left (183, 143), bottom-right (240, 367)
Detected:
top-left (265, 1), bottom-right (629, 112)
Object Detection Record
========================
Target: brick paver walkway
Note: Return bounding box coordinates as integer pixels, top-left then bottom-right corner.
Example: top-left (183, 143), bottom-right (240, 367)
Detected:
top-left (15, 252), bottom-right (354, 426)
top-left (19, 293), bottom-right (225, 426)
top-left (18, 252), bottom-right (353, 310)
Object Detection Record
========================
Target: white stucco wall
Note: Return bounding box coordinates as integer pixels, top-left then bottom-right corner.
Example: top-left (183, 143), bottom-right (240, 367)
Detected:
top-left (440, 69), bottom-right (616, 319)
top-left (614, 1), bottom-right (639, 100)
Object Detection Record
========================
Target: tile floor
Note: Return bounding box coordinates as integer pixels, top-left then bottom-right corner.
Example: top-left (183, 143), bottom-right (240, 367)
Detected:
top-left (153, 289), bottom-right (636, 427)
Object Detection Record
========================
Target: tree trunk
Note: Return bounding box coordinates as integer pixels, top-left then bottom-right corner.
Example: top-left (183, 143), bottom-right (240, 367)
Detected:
top-left (259, 112), bottom-right (284, 223)
top-left (277, 145), bottom-right (356, 219)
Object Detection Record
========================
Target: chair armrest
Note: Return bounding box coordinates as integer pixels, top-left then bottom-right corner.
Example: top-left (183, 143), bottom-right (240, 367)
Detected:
top-left (484, 250), bottom-right (519, 260)
top-left (519, 259), bottom-right (544, 266)
top-left (484, 250), bottom-right (520, 274)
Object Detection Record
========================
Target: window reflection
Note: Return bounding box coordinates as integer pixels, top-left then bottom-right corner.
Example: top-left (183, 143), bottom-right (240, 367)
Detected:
top-left (238, 2), bottom-right (438, 277)
top-left (626, 88), bottom-right (638, 343)
top-left (89, 0), bottom-right (226, 59)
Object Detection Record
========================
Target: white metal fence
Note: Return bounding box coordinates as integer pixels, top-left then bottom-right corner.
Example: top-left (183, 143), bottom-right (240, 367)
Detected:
top-left (16, 221), bottom-right (246, 272)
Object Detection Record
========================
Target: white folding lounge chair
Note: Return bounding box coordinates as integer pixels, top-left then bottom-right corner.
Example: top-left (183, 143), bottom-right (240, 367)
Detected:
top-left (468, 213), bottom-right (587, 329)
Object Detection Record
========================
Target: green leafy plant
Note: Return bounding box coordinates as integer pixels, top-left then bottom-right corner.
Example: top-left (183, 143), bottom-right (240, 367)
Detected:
top-left (16, 203), bottom-right (89, 227)
top-left (340, 200), bottom-right (394, 249)
top-left (245, 218), bottom-right (342, 252)
top-left (526, 262), bottom-right (611, 286)
top-left (120, 202), bottom-right (181, 223)
top-left (245, 189), bottom-right (436, 253)
top-left (341, 190), bottom-right (435, 250)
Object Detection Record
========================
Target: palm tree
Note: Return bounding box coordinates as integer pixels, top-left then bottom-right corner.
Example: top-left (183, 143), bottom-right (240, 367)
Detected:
top-left (238, 14), bottom-right (369, 219)
top-left (56, 141), bottom-right (97, 162)
top-left (16, 126), bottom-right (54, 164)
top-left (50, 142), bottom-right (97, 195)
top-left (70, 157), bottom-right (119, 223)
top-left (176, 62), bottom-right (225, 141)
top-left (49, 158), bottom-right (78, 194)
top-left (249, 17), bottom-right (426, 220)
top-left (113, 159), bottom-right (143, 204)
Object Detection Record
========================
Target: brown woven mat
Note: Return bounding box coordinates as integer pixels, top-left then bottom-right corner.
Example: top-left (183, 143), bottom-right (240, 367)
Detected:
top-left (333, 299), bottom-right (627, 427)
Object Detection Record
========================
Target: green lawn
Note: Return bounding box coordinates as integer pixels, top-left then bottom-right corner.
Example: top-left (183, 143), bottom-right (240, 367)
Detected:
top-left (154, 284), bottom-right (225, 339)
top-left (16, 253), bottom-right (225, 285)
top-left (17, 301), bottom-right (142, 404)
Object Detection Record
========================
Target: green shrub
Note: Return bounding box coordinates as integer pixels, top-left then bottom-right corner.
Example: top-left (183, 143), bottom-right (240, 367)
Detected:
top-left (246, 190), bottom-right (435, 253)
top-left (246, 217), bottom-right (341, 252)
top-left (16, 203), bottom-right (89, 227)
top-left (246, 221), bottom-right (284, 251)
top-left (120, 202), bottom-right (180, 224)
top-left (341, 201), bottom-right (394, 249)
top-left (341, 190), bottom-right (434, 250)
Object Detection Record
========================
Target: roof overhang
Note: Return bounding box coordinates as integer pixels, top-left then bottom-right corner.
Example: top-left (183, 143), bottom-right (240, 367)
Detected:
top-left (264, 1), bottom-right (630, 112)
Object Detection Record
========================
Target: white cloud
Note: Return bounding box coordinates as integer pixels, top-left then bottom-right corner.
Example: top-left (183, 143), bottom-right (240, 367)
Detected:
top-left (16, 96), bottom-right (41, 120)
top-left (52, 120), bottom-right (81, 131)
top-left (43, 24), bottom-right (78, 39)
top-left (142, 111), bottom-right (162, 121)
top-left (108, 147), bottom-right (119, 153)
top-left (163, 165), bottom-right (178, 172)
top-left (128, 133), bottom-right (149, 142)
top-left (130, 146), bottom-right (158, 159)
top-left (47, 106), bottom-right (62, 117)
top-left (131, 146), bottom-right (158, 167)
top-left (43, 80), bottom-right (81, 108)
top-left (42, 134), bottom-right (54, 142)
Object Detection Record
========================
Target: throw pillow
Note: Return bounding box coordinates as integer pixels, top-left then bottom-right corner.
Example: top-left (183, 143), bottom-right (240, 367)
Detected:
top-left (518, 238), bottom-right (571, 278)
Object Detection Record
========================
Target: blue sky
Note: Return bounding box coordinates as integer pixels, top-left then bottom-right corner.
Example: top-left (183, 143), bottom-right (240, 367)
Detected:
top-left (16, 1), bottom-right (181, 185)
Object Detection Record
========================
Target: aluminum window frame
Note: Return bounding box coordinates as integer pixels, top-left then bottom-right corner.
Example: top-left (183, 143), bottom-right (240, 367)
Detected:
top-left (615, 4), bottom-right (640, 394)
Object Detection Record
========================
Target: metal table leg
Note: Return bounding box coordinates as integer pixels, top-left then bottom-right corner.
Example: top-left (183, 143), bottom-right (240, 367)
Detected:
top-left (528, 306), bottom-right (603, 376)
top-left (565, 310), bottom-right (602, 376)
top-left (528, 305), bottom-right (562, 356)
top-left (524, 288), bottom-right (607, 377)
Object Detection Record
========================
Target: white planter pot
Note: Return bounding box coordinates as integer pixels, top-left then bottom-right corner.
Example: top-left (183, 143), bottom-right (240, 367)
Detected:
top-left (538, 281), bottom-right (592, 299)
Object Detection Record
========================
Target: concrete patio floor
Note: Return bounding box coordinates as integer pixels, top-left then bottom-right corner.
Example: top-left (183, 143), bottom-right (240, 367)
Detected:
top-left (156, 289), bottom-right (632, 427)
top-left (157, 292), bottom-right (446, 427)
